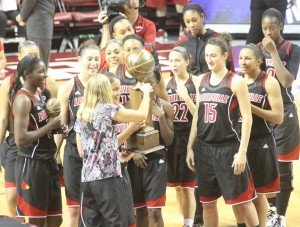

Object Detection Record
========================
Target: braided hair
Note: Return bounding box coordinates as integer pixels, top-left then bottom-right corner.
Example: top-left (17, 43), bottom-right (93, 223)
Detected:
top-left (9, 56), bottom-right (42, 102)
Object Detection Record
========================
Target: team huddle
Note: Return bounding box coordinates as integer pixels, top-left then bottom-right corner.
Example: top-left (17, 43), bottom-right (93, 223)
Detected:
top-left (0, 2), bottom-right (299, 227)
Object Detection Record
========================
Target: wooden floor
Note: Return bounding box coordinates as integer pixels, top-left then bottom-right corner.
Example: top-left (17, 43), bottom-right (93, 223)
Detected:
top-left (0, 82), bottom-right (300, 227)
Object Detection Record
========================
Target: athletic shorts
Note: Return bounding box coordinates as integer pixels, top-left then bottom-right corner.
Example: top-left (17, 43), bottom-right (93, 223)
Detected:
top-left (15, 156), bottom-right (62, 217)
top-left (127, 153), bottom-right (167, 208)
top-left (247, 134), bottom-right (280, 194)
top-left (63, 141), bottom-right (82, 206)
top-left (2, 136), bottom-right (18, 188)
top-left (121, 163), bottom-right (135, 227)
top-left (80, 177), bottom-right (127, 227)
top-left (166, 133), bottom-right (196, 188)
top-left (274, 103), bottom-right (299, 161)
top-left (146, 0), bottom-right (189, 8)
top-left (194, 140), bottom-right (257, 205)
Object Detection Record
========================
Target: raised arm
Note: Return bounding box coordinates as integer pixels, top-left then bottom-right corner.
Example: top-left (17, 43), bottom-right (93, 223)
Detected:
top-left (113, 83), bottom-right (153, 122)
top-left (262, 37), bottom-right (295, 88)
top-left (152, 99), bottom-right (174, 146)
top-left (251, 75), bottom-right (283, 124)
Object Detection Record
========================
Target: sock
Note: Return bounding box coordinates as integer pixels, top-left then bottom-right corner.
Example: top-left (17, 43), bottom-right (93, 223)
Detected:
top-left (237, 224), bottom-right (246, 227)
top-left (184, 219), bottom-right (194, 226)
top-left (178, 13), bottom-right (185, 28)
top-left (157, 16), bottom-right (166, 30)
top-left (267, 197), bottom-right (277, 208)
top-left (277, 188), bottom-right (292, 216)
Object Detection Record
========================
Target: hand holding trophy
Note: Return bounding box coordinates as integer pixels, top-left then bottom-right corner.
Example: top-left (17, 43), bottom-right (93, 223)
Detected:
top-left (46, 98), bottom-right (68, 137)
top-left (125, 49), bottom-right (164, 154)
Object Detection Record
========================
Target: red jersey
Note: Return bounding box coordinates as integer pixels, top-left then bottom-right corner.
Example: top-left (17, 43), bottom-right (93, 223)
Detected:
top-left (133, 15), bottom-right (156, 46)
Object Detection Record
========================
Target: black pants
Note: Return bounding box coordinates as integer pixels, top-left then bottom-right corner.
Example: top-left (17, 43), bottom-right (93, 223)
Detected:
top-left (0, 10), bottom-right (26, 38)
top-left (246, 0), bottom-right (287, 44)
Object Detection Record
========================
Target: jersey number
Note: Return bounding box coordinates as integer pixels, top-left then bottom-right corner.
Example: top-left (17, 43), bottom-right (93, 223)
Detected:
top-left (173, 103), bottom-right (188, 122)
top-left (267, 68), bottom-right (276, 77)
top-left (204, 103), bottom-right (217, 123)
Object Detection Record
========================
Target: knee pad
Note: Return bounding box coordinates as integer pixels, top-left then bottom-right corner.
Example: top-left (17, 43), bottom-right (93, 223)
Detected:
top-left (279, 162), bottom-right (294, 192)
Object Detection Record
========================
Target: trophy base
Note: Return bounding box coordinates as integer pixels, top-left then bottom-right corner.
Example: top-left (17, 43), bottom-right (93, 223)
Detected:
top-left (133, 145), bottom-right (165, 155)
top-left (127, 127), bottom-right (162, 153)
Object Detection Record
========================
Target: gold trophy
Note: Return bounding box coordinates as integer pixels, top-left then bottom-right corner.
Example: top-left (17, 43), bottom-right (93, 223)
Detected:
top-left (46, 98), bottom-right (64, 135)
top-left (125, 49), bottom-right (164, 154)
top-left (46, 98), bottom-right (61, 118)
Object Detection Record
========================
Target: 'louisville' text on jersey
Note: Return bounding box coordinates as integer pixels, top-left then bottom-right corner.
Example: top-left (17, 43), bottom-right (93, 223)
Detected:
top-left (249, 93), bottom-right (264, 103)
top-left (74, 97), bottom-right (83, 107)
top-left (38, 109), bottom-right (48, 122)
top-left (168, 94), bottom-right (197, 102)
top-left (265, 58), bottom-right (287, 67)
top-left (199, 93), bottom-right (230, 104)
top-left (120, 85), bottom-right (133, 94)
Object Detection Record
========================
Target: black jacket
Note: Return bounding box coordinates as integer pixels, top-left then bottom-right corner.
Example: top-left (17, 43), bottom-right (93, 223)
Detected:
top-left (175, 28), bottom-right (219, 76)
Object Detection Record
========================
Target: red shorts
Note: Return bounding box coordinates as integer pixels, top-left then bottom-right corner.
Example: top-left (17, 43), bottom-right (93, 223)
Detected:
top-left (146, 0), bottom-right (189, 8)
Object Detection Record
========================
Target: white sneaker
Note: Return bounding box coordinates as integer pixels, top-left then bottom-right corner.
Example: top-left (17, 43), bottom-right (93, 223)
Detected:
top-left (155, 29), bottom-right (168, 44)
top-left (267, 207), bottom-right (278, 227)
top-left (273, 215), bottom-right (286, 227)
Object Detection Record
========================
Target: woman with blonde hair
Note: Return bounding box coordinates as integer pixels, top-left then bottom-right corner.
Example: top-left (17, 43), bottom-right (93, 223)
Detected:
top-left (74, 74), bottom-right (153, 226)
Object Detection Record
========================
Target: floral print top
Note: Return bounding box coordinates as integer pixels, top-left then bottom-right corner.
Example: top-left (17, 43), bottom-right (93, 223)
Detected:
top-left (74, 104), bottom-right (121, 182)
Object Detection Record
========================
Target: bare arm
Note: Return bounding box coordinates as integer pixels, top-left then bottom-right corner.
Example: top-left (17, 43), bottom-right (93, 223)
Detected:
top-left (56, 80), bottom-right (73, 154)
top-left (186, 75), bottom-right (203, 172)
top-left (13, 95), bottom-right (60, 147)
top-left (98, 10), bottom-right (111, 49)
top-left (154, 78), bottom-right (168, 102)
top-left (152, 99), bottom-right (174, 146)
top-left (262, 37), bottom-right (294, 88)
top-left (0, 77), bottom-right (10, 147)
top-left (45, 76), bottom-right (58, 98)
top-left (176, 85), bottom-right (196, 116)
top-left (0, 49), bottom-right (6, 70)
top-left (76, 133), bottom-right (83, 158)
top-left (251, 75), bottom-right (283, 124)
top-left (231, 75), bottom-right (252, 175)
top-left (113, 84), bottom-right (153, 122)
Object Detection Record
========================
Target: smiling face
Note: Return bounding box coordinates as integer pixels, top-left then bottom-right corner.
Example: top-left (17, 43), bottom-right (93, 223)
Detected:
top-left (169, 50), bottom-right (189, 76)
top-left (205, 44), bottom-right (227, 72)
top-left (78, 48), bottom-right (100, 76)
top-left (239, 48), bottom-right (262, 76)
top-left (183, 10), bottom-right (205, 36)
top-left (27, 61), bottom-right (47, 88)
top-left (262, 16), bottom-right (282, 42)
top-left (113, 19), bottom-right (135, 42)
top-left (106, 42), bottom-right (123, 67)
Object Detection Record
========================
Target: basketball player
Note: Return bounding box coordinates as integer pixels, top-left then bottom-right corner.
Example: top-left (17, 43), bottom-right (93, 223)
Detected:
top-left (186, 34), bottom-right (259, 227)
top-left (233, 44), bottom-right (283, 227)
top-left (126, 50), bottom-right (174, 227)
top-left (258, 8), bottom-right (300, 227)
top-left (0, 40), bottom-right (58, 219)
top-left (57, 39), bottom-right (100, 227)
top-left (165, 46), bottom-right (197, 227)
top-left (13, 56), bottom-right (63, 227)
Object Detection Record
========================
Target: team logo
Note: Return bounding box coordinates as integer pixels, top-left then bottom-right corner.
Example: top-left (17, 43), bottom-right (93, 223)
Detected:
top-left (21, 181), bottom-right (30, 190)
